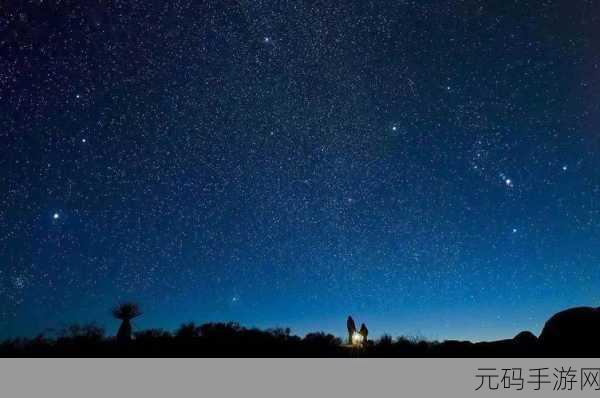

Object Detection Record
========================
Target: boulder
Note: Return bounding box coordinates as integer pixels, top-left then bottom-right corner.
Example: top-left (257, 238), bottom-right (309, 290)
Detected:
top-left (513, 330), bottom-right (537, 345)
top-left (539, 306), bottom-right (600, 354)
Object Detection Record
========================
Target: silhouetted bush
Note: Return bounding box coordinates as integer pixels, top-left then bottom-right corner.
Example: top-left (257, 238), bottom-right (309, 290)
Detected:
top-left (1, 305), bottom-right (597, 357)
top-left (175, 322), bottom-right (202, 339)
top-left (378, 334), bottom-right (393, 346)
top-left (59, 324), bottom-right (105, 341)
top-left (134, 329), bottom-right (172, 342)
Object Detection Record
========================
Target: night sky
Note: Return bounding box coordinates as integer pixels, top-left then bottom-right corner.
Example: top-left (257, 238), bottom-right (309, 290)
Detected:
top-left (1, 0), bottom-right (599, 342)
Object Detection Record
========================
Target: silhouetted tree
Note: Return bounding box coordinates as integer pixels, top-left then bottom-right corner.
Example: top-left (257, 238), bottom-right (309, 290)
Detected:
top-left (199, 322), bottom-right (241, 340)
top-left (112, 303), bottom-right (141, 343)
top-left (378, 334), bottom-right (393, 346)
top-left (347, 316), bottom-right (356, 345)
top-left (303, 332), bottom-right (342, 352)
top-left (267, 327), bottom-right (291, 339)
top-left (175, 322), bottom-right (201, 339)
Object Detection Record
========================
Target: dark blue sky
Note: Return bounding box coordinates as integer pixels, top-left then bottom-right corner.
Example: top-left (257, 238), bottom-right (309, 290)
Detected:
top-left (1, 0), bottom-right (599, 341)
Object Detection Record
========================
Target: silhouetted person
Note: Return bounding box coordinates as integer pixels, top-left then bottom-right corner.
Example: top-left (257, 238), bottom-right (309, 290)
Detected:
top-left (112, 302), bottom-right (142, 343)
top-left (359, 323), bottom-right (368, 343)
top-left (347, 316), bottom-right (356, 345)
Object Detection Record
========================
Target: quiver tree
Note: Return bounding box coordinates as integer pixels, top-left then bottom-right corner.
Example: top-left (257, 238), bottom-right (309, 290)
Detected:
top-left (112, 302), bottom-right (142, 343)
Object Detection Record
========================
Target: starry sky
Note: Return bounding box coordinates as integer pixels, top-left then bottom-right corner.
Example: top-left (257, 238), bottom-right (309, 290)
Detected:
top-left (1, 0), bottom-right (600, 342)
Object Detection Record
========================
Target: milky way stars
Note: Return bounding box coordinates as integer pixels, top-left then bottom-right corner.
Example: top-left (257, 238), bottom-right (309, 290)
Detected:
top-left (1, 1), bottom-right (599, 342)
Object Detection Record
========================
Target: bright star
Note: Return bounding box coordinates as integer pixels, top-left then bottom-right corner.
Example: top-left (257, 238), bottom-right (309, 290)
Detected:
top-left (53, 213), bottom-right (60, 220)
top-left (562, 165), bottom-right (568, 171)
top-left (81, 138), bottom-right (87, 143)
top-left (13, 276), bottom-right (25, 289)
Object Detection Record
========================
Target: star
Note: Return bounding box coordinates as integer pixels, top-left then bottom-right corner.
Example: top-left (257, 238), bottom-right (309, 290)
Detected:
top-left (13, 276), bottom-right (25, 289)
top-left (2, 0), bottom-right (597, 348)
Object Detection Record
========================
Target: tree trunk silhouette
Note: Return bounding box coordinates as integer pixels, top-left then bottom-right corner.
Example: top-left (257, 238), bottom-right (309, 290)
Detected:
top-left (116, 319), bottom-right (132, 343)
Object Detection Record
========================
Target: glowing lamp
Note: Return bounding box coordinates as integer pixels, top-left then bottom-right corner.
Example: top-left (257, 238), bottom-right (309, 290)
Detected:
top-left (351, 331), bottom-right (364, 346)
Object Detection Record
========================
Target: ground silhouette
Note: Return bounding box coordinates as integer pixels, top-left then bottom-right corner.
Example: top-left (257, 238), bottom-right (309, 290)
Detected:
top-left (1, 306), bottom-right (598, 357)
